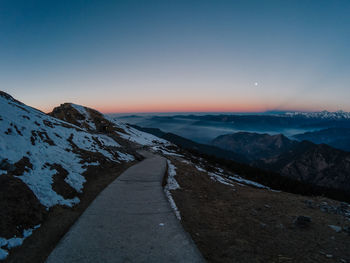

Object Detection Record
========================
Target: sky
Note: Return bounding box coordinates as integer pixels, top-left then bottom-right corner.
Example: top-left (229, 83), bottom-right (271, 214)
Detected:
top-left (1, 0), bottom-right (350, 113)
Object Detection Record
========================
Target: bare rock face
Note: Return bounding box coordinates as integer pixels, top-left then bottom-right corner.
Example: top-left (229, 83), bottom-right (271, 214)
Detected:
top-left (293, 216), bottom-right (312, 228)
top-left (49, 103), bottom-right (119, 134)
top-left (49, 103), bottom-right (85, 128)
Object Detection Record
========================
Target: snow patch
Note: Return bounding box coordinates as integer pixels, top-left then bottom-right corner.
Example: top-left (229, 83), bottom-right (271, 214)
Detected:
top-left (70, 104), bottom-right (96, 130)
top-left (228, 175), bottom-right (270, 189)
top-left (0, 224), bottom-right (40, 260)
top-left (195, 163), bottom-right (269, 190)
top-left (0, 248), bottom-right (8, 260)
top-left (208, 172), bottom-right (236, 187)
top-left (151, 145), bottom-right (183, 157)
top-left (110, 121), bottom-right (169, 146)
top-left (164, 160), bottom-right (181, 220)
top-left (117, 151), bottom-right (135, 162)
top-left (195, 165), bottom-right (206, 172)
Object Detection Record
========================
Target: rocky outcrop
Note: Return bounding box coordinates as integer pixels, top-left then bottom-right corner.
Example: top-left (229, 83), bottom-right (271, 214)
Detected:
top-left (49, 103), bottom-right (116, 133)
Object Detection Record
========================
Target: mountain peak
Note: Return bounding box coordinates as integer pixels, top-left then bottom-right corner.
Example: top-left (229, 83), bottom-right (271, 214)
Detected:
top-left (0, 91), bottom-right (24, 105)
top-left (49, 103), bottom-right (112, 132)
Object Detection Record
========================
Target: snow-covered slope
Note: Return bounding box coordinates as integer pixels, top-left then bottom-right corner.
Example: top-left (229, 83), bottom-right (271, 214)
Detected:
top-left (112, 122), bottom-right (169, 146)
top-left (0, 93), bottom-right (134, 207)
top-left (0, 92), bottom-right (138, 259)
top-left (50, 103), bottom-right (170, 147)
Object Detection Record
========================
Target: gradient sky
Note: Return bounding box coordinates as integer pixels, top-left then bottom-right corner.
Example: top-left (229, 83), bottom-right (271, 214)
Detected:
top-left (1, 0), bottom-right (350, 113)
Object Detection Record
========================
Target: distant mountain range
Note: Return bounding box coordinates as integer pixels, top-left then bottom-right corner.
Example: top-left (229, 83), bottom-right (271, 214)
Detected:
top-left (175, 113), bottom-right (350, 129)
top-left (211, 132), bottom-right (350, 193)
top-left (131, 122), bottom-right (350, 194)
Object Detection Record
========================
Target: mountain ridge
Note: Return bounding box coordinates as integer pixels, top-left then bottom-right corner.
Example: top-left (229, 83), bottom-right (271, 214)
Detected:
top-left (211, 132), bottom-right (350, 193)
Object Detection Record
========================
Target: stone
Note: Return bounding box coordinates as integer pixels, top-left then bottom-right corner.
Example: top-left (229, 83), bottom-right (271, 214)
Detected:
top-left (250, 209), bottom-right (258, 216)
top-left (276, 223), bottom-right (284, 229)
top-left (260, 223), bottom-right (267, 228)
top-left (343, 226), bottom-right (350, 235)
top-left (328, 225), bottom-right (342, 233)
top-left (293, 216), bottom-right (312, 228)
top-left (304, 199), bottom-right (314, 208)
top-left (337, 202), bottom-right (350, 214)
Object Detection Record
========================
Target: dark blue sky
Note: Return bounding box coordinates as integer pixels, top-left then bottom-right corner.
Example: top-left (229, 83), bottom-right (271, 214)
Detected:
top-left (1, 0), bottom-right (349, 112)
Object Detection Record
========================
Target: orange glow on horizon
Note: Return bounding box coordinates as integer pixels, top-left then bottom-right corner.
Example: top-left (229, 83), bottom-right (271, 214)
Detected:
top-left (40, 98), bottom-right (330, 115)
top-left (94, 102), bottom-right (267, 114)
top-left (95, 103), bottom-right (318, 115)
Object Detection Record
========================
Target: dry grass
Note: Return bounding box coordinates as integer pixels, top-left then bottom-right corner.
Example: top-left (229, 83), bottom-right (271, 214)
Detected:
top-left (167, 156), bottom-right (350, 263)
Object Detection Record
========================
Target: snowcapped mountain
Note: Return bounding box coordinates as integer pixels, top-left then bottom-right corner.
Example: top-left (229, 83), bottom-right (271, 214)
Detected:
top-left (282, 110), bottom-right (350, 119)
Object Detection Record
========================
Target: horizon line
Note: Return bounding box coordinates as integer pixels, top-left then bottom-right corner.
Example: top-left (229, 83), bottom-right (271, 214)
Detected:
top-left (103, 109), bottom-right (345, 115)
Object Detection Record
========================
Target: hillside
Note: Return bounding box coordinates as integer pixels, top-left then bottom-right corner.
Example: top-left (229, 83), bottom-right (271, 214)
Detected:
top-left (130, 125), bottom-right (248, 163)
top-left (293, 128), bottom-right (350, 152)
top-left (209, 131), bottom-right (350, 194)
top-left (0, 92), bottom-right (170, 261)
top-left (163, 152), bottom-right (350, 262)
top-left (211, 132), bottom-right (297, 160)
top-left (259, 141), bottom-right (350, 193)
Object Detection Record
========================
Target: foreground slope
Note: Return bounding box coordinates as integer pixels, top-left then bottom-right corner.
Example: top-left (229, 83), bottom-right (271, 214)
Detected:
top-left (0, 92), bottom-right (138, 260)
top-left (158, 147), bottom-right (350, 263)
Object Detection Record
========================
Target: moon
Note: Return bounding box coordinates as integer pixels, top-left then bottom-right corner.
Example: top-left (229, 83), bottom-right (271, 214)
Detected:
top-left (254, 82), bottom-right (258, 86)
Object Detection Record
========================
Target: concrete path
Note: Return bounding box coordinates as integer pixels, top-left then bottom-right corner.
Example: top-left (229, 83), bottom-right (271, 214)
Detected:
top-left (46, 154), bottom-right (204, 263)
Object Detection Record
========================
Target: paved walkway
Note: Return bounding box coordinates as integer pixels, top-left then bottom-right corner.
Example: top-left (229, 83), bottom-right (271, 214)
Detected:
top-left (46, 154), bottom-right (204, 263)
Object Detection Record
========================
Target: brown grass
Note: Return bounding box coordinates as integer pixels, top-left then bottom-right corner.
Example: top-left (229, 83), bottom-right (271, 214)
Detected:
top-left (168, 157), bottom-right (350, 263)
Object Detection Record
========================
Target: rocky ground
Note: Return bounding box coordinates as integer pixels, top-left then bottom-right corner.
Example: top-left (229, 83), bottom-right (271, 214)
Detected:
top-left (160, 150), bottom-right (350, 263)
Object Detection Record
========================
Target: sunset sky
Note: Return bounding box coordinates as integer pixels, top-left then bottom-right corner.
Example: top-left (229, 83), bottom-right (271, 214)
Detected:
top-left (1, 0), bottom-right (350, 113)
